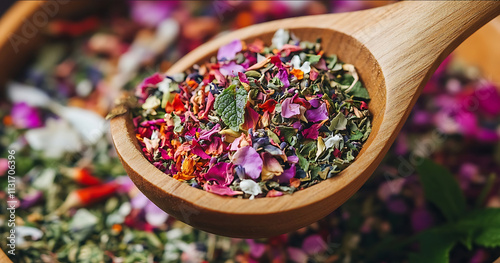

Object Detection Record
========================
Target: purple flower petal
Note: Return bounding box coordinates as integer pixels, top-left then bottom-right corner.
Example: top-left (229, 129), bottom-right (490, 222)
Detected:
top-left (377, 178), bottom-right (406, 202)
top-left (411, 207), bottom-right (434, 232)
top-left (305, 103), bottom-right (328, 122)
top-left (308, 98), bottom-right (321, 108)
top-left (199, 123), bottom-right (221, 140)
top-left (231, 146), bottom-right (263, 180)
top-left (203, 162), bottom-right (233, 186)
top-left (246, 239), bottom-right (266, 258)
top-left (129, 1), bottom-right (179, 27)
top-left (476, 83), bottom-right (500, 115)
top-left (455, 110), bottom-right (478, 136)
top-left (217, 40), bottom-right (242, 61)
top-left (281, 98), bottom-right (301, 119)
top-left (276, 163), bottom-right (296, 184)
top-left (278, 68), bottom-right (290, 89)
top-left (220, 61), bottom-right (245, 76)
top-left (20, 190), bottom-right (43, 209)
top-left (145, 202), bottom-right (169, 227)
top-left (386, 197), bottom-right (408, 214)
top-left (302, 234), bottom-right (327, 255)
top-left (131, 191), bottom-right (149, 209)
top-left (287, 155), bottom-right (299, 164)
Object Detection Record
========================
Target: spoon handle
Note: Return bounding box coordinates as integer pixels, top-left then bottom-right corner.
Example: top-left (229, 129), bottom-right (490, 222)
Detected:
top-left (359, 1), bottom-right (500, 96)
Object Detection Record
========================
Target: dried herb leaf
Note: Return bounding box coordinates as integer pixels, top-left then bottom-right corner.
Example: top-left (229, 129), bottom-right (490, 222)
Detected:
top-left (214, 84), bottom-right (248, 132)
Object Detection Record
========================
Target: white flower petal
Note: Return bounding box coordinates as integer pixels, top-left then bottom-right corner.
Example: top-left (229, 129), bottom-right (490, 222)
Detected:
top-left (7, 82), bottom-right (52, 107)
top-left (239, 179), bottom-right (262, 199)
top-left (16, 226), bottom-right (43, 246)
top-left (291, 55), bottom-right (301, 69)
top-left (271, 29), bottom-right (289, 50)
top-left (25, 118), bottom-right (83, 158)
top-left (300, 61), bottom-right (311, 74)
top-left (51, 106), bottom-right (107, 144)
top-left (70, 208), bottom-right (98, 231)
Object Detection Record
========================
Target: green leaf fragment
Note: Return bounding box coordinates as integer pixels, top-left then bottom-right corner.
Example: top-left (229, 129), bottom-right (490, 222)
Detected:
top-left (214, 85), bottom-right (248, 132)
top-left (416, 159), bottom-right (466, 222)
top-left (306, 54), bottom-right (322, 64)
top-left (172, 114), bottom-right (182, 133)
top-left (350, 130), bottom-right (363, 141)
top-left (278, 126), bottom-right (297, 145)
top-left (342, 74), bottom-right (370, 100)
top-left (329, 112), bottom-right (347, 131)
top-left (327, 54), bottom-right (338, 69)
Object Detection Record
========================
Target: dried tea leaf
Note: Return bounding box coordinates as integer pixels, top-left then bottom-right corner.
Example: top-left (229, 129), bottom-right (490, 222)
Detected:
top-left (214, 84), bottom-right (248, 132)
top-left (329, 112), bottom-right (347, 131)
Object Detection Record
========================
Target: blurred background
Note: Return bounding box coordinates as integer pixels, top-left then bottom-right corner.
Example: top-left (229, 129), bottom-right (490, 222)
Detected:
top-left (0, 1), bottom-right (499, 262)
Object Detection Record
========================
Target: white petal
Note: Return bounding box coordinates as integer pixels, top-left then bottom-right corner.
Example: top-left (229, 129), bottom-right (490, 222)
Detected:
top-left (300, 62), bottom-right (311, 74)
top-left (158, 77), bottom-right (172, 93)
top-left (52, 106), bottom-right (107, 144)
top-left (7, 82), bottom-right (52, 107)
top-left (16, 226), bottom-right (43, 246)
top-left (240, 179), bottom-right (262, 198)
top-left (271, 29), bottom-right (289, 50)
top-left (25, 118), bottom-right (83, 158)
top-left (32, 168), bottom-right (56, 191)
top-left (291, 55), bottom-right (301, 69)
top-left (70, 209), bottom-right (98, 231)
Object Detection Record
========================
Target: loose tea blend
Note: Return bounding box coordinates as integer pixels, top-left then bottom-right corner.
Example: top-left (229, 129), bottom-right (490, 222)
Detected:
top-left (132, 29), bottom-right (372, 198)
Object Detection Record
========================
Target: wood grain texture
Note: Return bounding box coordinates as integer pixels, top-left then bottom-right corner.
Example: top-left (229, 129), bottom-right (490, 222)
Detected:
top-left (111, 1), bottom-right (500, 238)
top-left (0, 250), bottom-right (12, 263)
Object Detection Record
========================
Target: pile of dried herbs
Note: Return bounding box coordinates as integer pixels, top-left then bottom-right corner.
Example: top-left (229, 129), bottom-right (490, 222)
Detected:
top-left (133, 29), bottom-right (372, 198)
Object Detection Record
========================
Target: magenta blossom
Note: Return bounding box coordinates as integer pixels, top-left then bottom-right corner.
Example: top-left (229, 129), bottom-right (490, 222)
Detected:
top-left (476, 83), bottom-right (500, 115)
top-left (203, 162), bottom-right (233, 186)
top-left (305, 102), bottom-right (328, 122)
top-left (11, 102), bottom-right (43, 129)
top-left (276, 163), bottom-right (296, 184)
top-left (302, 123), bottom-right (323, 140)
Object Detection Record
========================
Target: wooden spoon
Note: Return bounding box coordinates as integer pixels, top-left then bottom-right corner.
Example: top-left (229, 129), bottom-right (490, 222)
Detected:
top-left (111, 1), bottom-right (500, 238)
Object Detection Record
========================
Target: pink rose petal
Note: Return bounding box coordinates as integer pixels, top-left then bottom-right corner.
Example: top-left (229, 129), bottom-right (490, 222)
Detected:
top-left (217, 40), bottom-right (242, 61)
top-left (231, 146), bottom-right (263, 180)
top-left (281, 97), bottom-right (301, 119)
top-left (204, 184), bottom-right (242, 196)
top-left (203, 162), bottom-right (233, 186)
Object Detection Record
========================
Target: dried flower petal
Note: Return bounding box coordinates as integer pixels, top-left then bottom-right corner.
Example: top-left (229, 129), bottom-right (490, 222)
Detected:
top-left (217, 40), bottom-right (243, 61)
top-left (239, 179), bottom-right (262, 199)
top-left (231, 146), bottom-right (263, 180)
top-left (260, 152), bottom-right (284, 181)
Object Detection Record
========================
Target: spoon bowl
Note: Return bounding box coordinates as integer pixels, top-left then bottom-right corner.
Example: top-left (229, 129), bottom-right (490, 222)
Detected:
top-left (111, 1), bottom-right (500, 238)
